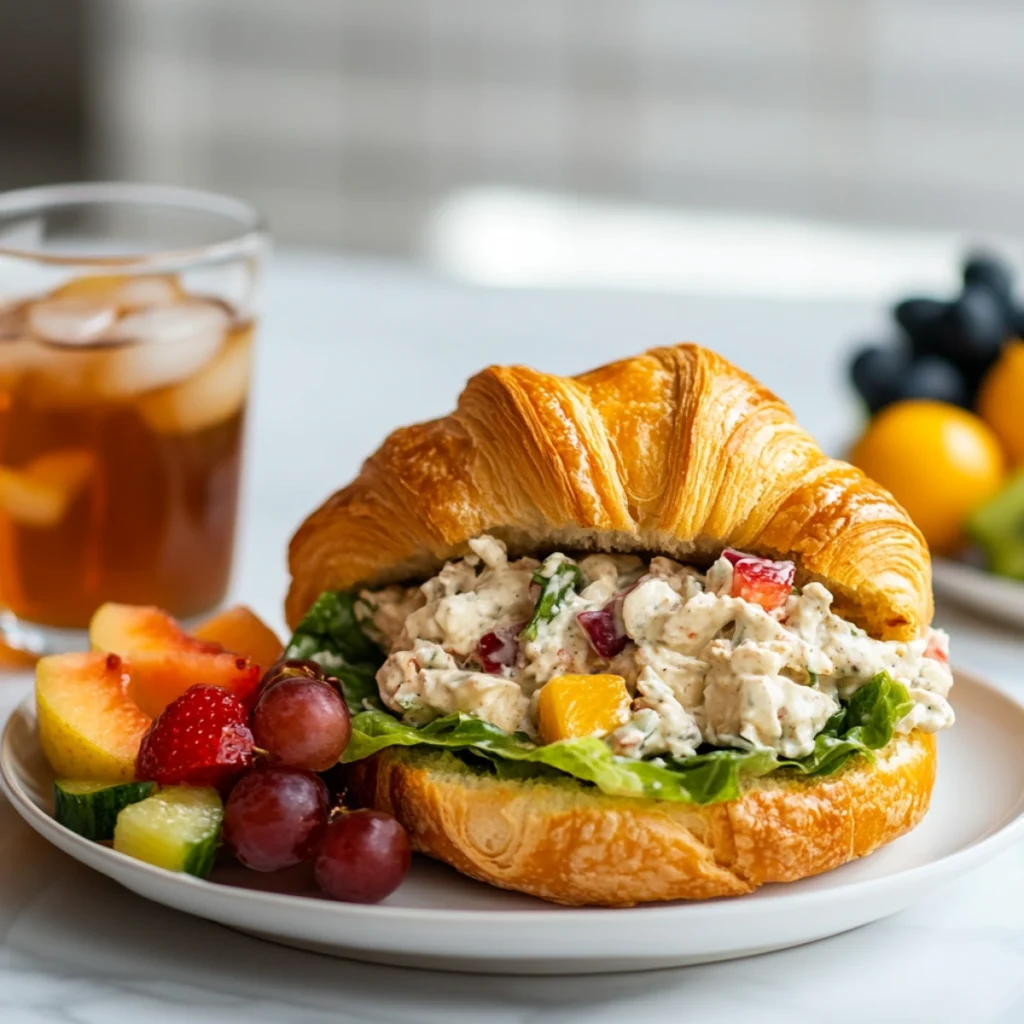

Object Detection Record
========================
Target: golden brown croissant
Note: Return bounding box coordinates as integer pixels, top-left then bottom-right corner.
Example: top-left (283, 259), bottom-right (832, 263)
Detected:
top-left (287, 343), bottom-right (931, 641)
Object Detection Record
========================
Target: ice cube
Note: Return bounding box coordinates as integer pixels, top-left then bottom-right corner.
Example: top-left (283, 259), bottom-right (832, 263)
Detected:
top-left (93, 300), bottom-right (229, 399)
top-left (53, 273), bottom-right (184, 310)
top-left (0, 449), bottom-right (95, 527)
top-left (138, 326), bottom-right (253, 434)
top-left (28, 297), bottom-right (118, 345)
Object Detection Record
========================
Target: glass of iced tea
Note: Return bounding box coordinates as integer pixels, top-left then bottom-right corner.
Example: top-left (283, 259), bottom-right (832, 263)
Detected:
top-left (0, 183), bottom-right (269, 652)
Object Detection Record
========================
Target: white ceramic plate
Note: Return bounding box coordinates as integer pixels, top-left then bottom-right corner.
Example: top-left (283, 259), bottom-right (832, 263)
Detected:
top-left (3, 671), bottom-right (1024, 975)
top-left (933, 557), bottom-right (1024, 629)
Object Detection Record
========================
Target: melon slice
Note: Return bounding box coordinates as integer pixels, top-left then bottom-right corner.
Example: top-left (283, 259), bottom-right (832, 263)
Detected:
top-left (36, 652), bottom-right (152, 782)
top-left (89, 603), bottom-right (261, 718)
top-left (192, 605), bottom-right (283, 669)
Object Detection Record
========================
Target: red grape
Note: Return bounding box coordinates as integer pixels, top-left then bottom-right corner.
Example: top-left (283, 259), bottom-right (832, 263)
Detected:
top-left (314, 810), bottom-right (412, 903)
top-left (477, 621), bottom-right (524, 673)
top-left (259, 658), bottom-right (325, 694)
top-left (252, 676), bottom-right (351, 771)
top-left (577, 606), bottom-right (628, 658)
top-left (223, 766), bottom-right (329, 872)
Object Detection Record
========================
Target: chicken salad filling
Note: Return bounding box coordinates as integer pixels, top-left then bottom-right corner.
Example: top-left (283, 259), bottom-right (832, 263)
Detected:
top-left (353, 535), bottom-right (954, 761)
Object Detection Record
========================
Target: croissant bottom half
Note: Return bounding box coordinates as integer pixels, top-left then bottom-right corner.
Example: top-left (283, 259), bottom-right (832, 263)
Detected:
top-left (347, 732), bottom-right (936, 906)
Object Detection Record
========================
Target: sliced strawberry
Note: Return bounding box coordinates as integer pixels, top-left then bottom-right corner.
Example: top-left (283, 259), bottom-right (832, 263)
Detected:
top-left (478, 621), bottom-right (526, 674)
top-left (726, 551), bottom-right (795, 613)
top-left (135, 684), bottom-right (254, 787)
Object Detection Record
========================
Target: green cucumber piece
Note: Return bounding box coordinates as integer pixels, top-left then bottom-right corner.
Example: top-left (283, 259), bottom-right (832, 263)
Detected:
top-left (54, 779), bottom-right (157, 841)
top-left (113, 786), bottom-right (223, 878)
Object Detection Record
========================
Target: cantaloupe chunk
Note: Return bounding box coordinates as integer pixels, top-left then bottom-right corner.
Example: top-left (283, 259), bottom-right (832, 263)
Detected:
top-left (192, 605), bottom-right (283, 669)
top-left (536, 673), bottom-right (631, 745)
top-left (89, 603), bottom-right (261, 718)
top-left (36, 652), bottom-right (152, 782)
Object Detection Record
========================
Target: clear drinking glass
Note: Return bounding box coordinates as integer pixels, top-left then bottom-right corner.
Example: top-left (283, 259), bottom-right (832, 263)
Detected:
top-left (0, 183), bottom-right (269, 653)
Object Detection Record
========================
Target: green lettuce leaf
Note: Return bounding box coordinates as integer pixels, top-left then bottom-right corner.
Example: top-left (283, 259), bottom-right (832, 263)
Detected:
top-left (283, 591), bottom-right (385, 708)
top-left (783, 671), bottom-right (915, 778)
top-left (288, 589), bottom-right (913, 806)
top-left (344, 705), bottom-right (777, 803)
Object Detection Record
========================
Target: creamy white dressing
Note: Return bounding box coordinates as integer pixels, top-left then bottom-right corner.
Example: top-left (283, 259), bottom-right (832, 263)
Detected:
top-left (361, 535), bottom-right (955, 759)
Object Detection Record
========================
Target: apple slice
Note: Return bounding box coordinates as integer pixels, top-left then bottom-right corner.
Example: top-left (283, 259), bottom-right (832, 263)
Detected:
top-left (36, 652), bottom-right (152, 782)
top-left (89, 603), bottom-right (261, 719)
top-left (0, 449), bottom-right (95, 527)
top-left (192, 605), bottom-right (283, 669)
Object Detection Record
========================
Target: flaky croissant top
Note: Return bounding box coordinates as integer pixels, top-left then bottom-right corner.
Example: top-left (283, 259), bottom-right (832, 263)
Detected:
top-left (287, 344), bottom-right (932, 640)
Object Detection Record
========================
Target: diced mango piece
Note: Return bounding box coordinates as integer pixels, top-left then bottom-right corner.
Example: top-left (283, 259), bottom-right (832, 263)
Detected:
top-left (536, 673), bottom-right (631, 745)
top-left (192, 605), bottom-right (283, 669)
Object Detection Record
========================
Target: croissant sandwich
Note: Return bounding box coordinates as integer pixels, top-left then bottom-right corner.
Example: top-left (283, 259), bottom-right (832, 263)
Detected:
top-left (285, 344), bottom-right (954, 906)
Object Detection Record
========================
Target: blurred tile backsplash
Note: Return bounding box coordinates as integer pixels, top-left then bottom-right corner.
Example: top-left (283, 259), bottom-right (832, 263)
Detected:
top-left (7, 0), bottom-right (1020, 254)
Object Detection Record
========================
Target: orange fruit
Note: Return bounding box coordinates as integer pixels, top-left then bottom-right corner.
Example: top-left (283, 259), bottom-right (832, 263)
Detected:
top-left (979, 342), bottom-right (1024, 465)
top-left (850, 400), bottom-right (1005, 554)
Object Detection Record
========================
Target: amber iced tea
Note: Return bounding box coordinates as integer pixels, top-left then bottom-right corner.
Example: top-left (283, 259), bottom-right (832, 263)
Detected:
top-left (0, 275), bottom-right (253, 628)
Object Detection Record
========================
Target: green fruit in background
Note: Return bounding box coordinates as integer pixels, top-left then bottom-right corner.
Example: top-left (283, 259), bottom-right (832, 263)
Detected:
top-left (968, 471), bottom-right (1024, 580)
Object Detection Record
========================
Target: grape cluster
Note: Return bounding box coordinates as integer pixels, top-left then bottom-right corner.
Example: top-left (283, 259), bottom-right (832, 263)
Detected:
top-left (850, 252), bottom-right (1021, 414)
top-left (221, 659), bottom-right (411, 903)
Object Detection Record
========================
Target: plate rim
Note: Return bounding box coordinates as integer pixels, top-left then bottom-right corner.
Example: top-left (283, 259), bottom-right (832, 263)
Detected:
top-left (4, 669), bottom-right (1024, 931)
top-left (933, 557), bottom-right (1024, 618)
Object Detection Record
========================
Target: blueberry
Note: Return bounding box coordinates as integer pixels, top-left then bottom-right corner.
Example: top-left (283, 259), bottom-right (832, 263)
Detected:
top-left (901, 355), bottom-right (969, 407)
top-left (934, 284), bottom-right (1007, 371)
top-left (849, 344), bottom-right (909, 414)
top-left (1013, 305), bottom-right (1024, 339)
top-left (893, 297), bottom-right (948, 356)
top-left (963, 251), bottom-right (1014, 312)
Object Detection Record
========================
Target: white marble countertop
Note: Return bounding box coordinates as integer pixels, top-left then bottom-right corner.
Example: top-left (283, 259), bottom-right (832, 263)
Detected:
top-left (3, 250), bottom-right (1024, 1023)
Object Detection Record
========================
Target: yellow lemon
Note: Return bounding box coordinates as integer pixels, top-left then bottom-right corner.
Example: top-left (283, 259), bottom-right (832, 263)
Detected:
top-left (851, 400), bottom-right (1005, 553)
top-left (979, 342), bottom-right (1024, 465)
